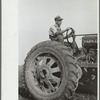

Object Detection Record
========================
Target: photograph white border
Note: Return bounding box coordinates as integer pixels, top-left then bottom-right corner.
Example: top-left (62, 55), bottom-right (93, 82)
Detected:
top-left (1, 0), bottom-right (99, 100)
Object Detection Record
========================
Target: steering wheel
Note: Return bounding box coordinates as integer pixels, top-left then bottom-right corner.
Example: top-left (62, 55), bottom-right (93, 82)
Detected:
top-left (65, 27), bottom-right (76, 49)
top-left (66, 27), bottom-right (75, 39)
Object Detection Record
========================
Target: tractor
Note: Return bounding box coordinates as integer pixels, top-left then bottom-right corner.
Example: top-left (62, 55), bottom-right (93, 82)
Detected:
top-left (19, 28), bottom-right (97, 100)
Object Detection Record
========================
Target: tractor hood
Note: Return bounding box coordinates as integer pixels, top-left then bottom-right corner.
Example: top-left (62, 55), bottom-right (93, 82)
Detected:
top-left (82, 35), bottom-right (97, 49)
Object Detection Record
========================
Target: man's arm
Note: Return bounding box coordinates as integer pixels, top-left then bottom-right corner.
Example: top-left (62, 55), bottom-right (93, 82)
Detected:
top-left (55, 27), bottom-right (71, 36)
top-left (55, 29), bottom-right (67, 35)
top-left (49, 27), bottom-right (71, 36)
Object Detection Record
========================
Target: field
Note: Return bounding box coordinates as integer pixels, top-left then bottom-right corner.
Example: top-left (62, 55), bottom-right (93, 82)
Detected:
top-left (19, 93), bottom-right (97, 100)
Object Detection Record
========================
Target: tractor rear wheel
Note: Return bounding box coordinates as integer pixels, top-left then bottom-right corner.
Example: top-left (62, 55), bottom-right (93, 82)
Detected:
top-left (23, 41), bottom-right (82, 100)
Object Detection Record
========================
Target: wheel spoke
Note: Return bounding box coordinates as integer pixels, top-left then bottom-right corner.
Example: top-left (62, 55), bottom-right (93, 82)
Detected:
top-left (38, 60), bottom-right (43, 66)
top-left (38, 57), bottom-right (47, 66)
top-left (44, 79), bottom-right (56, 92)
top-left (53, 76), bottom-right (60, 84)
top-left (42, 57), bottom-right (47, 66)
top-left (51, 66), bottom-right (60, 73)
top-left (47, 58), bottom-right (55, 67)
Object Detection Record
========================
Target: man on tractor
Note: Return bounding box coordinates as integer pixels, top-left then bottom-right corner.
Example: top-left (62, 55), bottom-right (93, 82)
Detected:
top-left (49, 16), bottom-right (71, 44)
top-left (49, 16), bottom-right (79, 55)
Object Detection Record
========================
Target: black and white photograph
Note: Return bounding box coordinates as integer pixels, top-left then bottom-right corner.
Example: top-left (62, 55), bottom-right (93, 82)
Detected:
top-left (18, 0), bottom-right (99, 100)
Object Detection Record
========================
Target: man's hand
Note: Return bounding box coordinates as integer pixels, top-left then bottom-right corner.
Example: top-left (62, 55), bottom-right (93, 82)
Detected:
top-left (66, 27), bottom-right (71, 31)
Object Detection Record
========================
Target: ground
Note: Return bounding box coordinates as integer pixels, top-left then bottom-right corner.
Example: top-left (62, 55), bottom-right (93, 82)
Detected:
top-left (19, 93), bottom-right (97, 100)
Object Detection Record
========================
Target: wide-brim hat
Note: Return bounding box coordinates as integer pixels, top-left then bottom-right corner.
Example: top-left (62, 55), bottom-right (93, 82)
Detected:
top-left (55, 16), bottom-right (63, 21)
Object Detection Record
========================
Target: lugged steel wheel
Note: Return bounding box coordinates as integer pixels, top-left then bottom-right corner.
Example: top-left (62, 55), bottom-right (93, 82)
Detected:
top-left (24, 41), bottom-right (82, 100)
top-left (27, 54), bottom-right (62, 95)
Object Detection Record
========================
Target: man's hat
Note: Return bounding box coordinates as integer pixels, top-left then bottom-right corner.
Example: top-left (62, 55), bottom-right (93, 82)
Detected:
top-left (54, 16), bottom-right (63, 21)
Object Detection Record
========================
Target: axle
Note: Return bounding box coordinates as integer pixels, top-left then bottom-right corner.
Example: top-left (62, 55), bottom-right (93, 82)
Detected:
top-left (74, 33), bottom-right (98, 36)
top-left (74, 33), bottom-right (97, 36)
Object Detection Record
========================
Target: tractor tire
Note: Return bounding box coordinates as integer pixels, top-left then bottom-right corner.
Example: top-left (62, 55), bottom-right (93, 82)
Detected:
top-left (23, 41), bottom-right (82, 100)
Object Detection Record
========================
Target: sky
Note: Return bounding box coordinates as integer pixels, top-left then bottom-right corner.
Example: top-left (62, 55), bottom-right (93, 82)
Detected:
top-left (19, 0), bottom-right (97, 65)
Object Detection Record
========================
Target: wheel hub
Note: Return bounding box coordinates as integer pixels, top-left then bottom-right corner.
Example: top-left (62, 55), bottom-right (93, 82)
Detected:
top-left (39, 68), bottom-right (48, 79)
